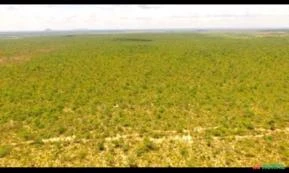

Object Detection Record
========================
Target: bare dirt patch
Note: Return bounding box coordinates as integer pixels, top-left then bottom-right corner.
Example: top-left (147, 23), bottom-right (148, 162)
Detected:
top-left (0, 55), bottom-right (30, 65)
top-left (0, 47), bottom-right (57, 65)
top-left (37, 48), bottom-right (56, 53)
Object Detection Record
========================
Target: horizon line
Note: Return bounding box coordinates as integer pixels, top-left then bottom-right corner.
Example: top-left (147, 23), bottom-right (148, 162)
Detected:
top-left (1, 27), bottom-right (289, 33)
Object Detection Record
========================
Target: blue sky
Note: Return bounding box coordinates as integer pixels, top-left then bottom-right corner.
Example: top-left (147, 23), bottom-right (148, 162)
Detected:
top-left (0, 5), bottom-right (289, 31)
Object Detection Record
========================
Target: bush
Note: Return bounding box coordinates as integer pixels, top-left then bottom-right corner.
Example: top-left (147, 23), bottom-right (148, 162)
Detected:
top-left (180, 147), bottom-right (189, 157)
top-left (136, 137), bottom-right (158, 156)
top-left (58, 126), bottom-right (66, 135)
top-left (0, 145), bottom-right (11, 158)
top-left (97, 140), bottom-right (105, 151)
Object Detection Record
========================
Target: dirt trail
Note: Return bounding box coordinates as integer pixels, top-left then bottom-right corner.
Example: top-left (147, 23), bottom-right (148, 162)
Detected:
top-left (213, 127), bottom-right (289, 140)
top-left (8, 127), bottom-right (289, 147)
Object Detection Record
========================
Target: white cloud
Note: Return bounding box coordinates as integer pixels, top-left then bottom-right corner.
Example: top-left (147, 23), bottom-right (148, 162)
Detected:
top-left (0, 5), bottom-right (289, 31)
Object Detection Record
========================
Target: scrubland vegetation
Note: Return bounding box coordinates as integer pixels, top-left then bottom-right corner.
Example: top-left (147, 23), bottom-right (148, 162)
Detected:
top-left (0, 32), bottom-right (288, 166)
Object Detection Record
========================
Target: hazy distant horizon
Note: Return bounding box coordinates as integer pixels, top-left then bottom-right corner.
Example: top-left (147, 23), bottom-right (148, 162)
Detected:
top-left (1, 27), bottom-right (289, 33)
top-left (1, 5), bottom-right (289, 31)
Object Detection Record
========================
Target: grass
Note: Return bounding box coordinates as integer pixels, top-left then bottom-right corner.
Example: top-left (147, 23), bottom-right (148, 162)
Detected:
top-left (0, 32), bottom-right (289, 166)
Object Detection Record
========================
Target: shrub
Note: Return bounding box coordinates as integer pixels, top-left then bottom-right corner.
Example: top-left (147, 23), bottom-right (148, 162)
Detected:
top-left (136, 137), bottom-right (158, 156)
top-left (180, 147), bottom-right (189, 157)
top-left (0, 145), bottom-right (11, 158)
top-left (97, 140), bottom-right (105, 151)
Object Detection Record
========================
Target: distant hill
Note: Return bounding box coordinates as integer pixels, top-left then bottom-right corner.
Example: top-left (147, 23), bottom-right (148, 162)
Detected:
top-left (44, 28), bottom-right (52, 32)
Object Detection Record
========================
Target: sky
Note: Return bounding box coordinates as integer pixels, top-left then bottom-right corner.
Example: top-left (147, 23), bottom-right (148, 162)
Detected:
top-left (1, 5), bottom-right (289, 31)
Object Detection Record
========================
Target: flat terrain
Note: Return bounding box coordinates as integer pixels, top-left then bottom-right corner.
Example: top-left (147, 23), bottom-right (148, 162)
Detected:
top-left (0, 33), bottom-right (289, 166)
